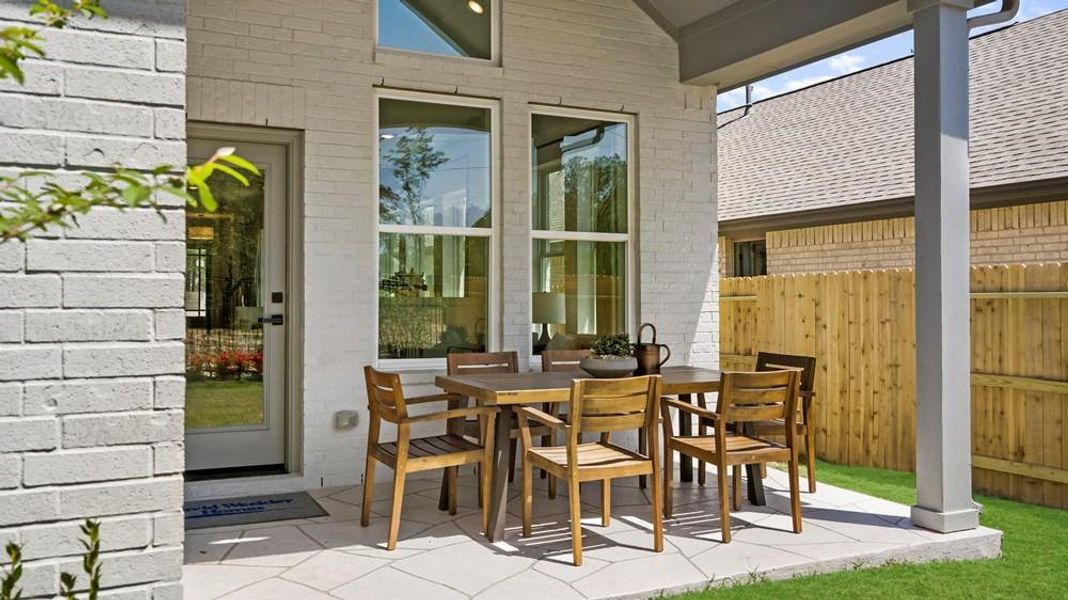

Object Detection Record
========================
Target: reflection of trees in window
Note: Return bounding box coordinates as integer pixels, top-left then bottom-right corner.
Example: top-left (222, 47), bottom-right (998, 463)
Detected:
top-left (563, 153), bottom-right (627, 273)
top-left (379, 127), bottom-right (447, 226)
top-left (564, 155), bottom-right (626, 217)
top-left (186, 171), bottom-right (265, 330)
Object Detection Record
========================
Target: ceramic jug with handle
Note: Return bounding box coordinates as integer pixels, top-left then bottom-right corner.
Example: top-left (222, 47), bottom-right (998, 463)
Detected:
top-left (633, 322), bottom-right (671, 375)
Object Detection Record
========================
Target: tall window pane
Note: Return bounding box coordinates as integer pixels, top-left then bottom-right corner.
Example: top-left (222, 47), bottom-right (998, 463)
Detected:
top-left (378, 0), bottom-right (492, 60)
top-left (378, 94), bottom-right (494, 361)
top-left (531, 112), bottom-right (631, 355)
top-left (379, 98), bottom-right (491, 228)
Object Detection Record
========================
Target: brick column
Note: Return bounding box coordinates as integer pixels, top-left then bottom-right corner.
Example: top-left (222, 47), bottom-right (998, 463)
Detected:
top-left (0, 1), bottom-right (187, 597)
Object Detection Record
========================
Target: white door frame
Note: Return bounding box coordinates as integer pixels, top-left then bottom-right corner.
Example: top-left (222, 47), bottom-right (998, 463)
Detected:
top-left (186, 122), bottom-right (305, 476)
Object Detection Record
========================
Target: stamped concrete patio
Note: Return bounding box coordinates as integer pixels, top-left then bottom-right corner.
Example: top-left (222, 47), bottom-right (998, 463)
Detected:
top-left (182, 466), bottom-right (1000, 600)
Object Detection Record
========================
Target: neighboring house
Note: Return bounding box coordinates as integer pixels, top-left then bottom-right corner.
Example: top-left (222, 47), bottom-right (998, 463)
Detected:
top-left (718, 9), bottom-right (1068, 277)
top-left (0, 0), bottom-right (1007, 597)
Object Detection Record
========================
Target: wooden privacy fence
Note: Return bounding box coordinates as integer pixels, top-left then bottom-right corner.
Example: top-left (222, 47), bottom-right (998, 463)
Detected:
top-left (720, 263), bottom-right (1068, 509)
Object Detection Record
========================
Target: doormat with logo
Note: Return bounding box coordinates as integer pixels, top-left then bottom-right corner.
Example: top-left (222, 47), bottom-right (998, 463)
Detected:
top-left (184, 492), bottom-right (327, 530)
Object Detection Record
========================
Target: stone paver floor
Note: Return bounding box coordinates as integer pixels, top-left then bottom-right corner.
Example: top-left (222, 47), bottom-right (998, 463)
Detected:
top-left (182, 466), bottom-right (1000, 599)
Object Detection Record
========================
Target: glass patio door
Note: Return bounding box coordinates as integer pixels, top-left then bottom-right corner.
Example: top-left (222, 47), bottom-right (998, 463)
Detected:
top-left (184, 138), bottom-right (288, 472)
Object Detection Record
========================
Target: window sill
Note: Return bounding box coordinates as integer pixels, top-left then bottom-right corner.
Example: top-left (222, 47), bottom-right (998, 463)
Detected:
top-left (377, 358), bottom-right (447, 373)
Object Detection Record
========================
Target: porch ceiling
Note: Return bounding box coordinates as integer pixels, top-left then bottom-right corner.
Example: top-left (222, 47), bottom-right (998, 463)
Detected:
top-left (633, 0), bottom-right (987, 89)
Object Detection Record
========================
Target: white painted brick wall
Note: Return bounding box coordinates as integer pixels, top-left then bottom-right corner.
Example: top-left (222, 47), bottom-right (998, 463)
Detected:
top-left (187, 0), bottom-right (719, 490)
top-left (22, 379), bottom-right (153, 415)
top-left (0, 383), bottom-right (20, 416)
top-left (24, 310), bottom-right (154, 342)
top-left (22, 447), bottom-right (153, 486)
top-left (0, 275), bottom-right (61, 307)
top-left (0, 0), bottom-right (187, 597)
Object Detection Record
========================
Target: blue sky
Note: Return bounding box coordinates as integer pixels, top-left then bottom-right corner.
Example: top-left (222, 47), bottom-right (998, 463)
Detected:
top-left (717, 0), bottom-right (1068, 112)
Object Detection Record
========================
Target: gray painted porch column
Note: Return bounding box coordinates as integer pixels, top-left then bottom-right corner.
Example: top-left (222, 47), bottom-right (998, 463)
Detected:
top-left (908, 0), bottom-right (980, 533)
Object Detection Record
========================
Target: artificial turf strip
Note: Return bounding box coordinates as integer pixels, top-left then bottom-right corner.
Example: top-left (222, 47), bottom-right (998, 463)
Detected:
top-left (671, 460), bottom-right (1068, 599)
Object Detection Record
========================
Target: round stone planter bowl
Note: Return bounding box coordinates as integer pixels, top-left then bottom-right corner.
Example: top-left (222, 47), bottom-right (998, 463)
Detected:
top-left (580, 356), bottom-right (638, 378)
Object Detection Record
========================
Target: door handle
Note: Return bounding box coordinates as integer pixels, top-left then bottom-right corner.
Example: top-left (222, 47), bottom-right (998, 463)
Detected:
top-left (258, 314), bottom-right (284, 326)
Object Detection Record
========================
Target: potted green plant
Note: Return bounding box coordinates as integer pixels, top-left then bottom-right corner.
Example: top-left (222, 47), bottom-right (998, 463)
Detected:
top-left (580, 333), bottom-right (638, 378)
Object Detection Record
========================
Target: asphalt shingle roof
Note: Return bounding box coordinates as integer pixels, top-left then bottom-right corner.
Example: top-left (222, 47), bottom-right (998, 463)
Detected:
top-left (717, 9), bottom-right (1068, 223)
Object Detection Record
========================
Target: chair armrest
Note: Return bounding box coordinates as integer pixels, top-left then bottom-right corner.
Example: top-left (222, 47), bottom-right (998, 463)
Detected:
top-left (660, 397), bottom-right (720, 423)
top-left (405, 392), bottom-right (463, 406)
top-left (404, 405), bottom-right (498, 425)
top-left (515, 406), bottom-right (567, 430)
top-left (516, 406), bottom-right (568, 451)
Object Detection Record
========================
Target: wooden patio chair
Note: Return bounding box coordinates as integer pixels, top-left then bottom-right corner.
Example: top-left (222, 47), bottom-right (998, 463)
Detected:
top-left (542, 348), bottom-right (654, 490)
top-left (540, 349), bottom-right (590, 372)
top-left (661, 370), bottom-right (802, 543)
top-left (752, 352), bottom-right (818, 492)
top-left (518, 375), bottom-right (664, 566)
top-left (446, 352), bottom-right (549, 484)
top-left (539, 349), bottom-right (590, 495)
top-left (360, 366), bottom-right (498, 550)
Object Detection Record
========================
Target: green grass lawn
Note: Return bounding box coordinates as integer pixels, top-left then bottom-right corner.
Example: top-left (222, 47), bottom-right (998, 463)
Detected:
top-left (673, 461), bottom-right (1068, 599)
top-left (185, 379), bottom-right (264, 429)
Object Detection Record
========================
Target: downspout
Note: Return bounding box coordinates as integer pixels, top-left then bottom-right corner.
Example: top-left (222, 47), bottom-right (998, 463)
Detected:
top-left (967, 0), bottom-right (1019, 29)
top-left (742, 84), bottom-right (754, 118)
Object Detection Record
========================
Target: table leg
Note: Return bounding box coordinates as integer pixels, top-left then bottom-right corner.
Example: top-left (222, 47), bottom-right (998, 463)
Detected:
top-left (678, 393), bottom-right (693, 483)
top-left (487, 404), bottom-right (514, 542)
top-left (438, 395), bottom-right (465, 511)
top-left (740, 422), bottom-right (766, 506)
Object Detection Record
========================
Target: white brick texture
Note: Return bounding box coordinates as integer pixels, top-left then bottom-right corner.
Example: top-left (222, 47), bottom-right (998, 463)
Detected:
top-left (0, 1), bottom-right (187, 597)
top-left (22, 447), bottom-right (153, 486)
top-left (26, 240), bottom-right (155, 273)
top-left (186, 0), bottom-right (719, 490)
top-left (25, 310), bottom-right (154, 342)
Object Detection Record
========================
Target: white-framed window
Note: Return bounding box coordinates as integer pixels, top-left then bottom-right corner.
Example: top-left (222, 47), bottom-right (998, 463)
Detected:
top-left (376, 0), bottom-right (498, 62)
top-left (529, 106), bottom-right (636, 356)
top-left (375, 90), bottom-right (499, 367)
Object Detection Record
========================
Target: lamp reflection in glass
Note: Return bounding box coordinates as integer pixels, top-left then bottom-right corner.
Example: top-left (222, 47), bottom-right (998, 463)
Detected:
top-left (532, 291), bottom-right (565, 354)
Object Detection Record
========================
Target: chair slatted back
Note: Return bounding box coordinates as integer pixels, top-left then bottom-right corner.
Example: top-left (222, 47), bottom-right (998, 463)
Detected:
top-left (569, 376), bottom-right (661, 437)
top-left (447, 351), bottom-right (519, 376)
top-left (364, 366), bottom-right (407, 423)
top-left (717, 370), bottom-right (799, 426)
top-left (541, 349), bottom-right (590, 372)
top-left (756, 352), bottom-right (815, 393)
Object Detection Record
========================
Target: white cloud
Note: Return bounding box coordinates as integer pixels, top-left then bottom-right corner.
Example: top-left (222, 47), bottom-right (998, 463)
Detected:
top-left (828, 53), bottom-right (866, 74)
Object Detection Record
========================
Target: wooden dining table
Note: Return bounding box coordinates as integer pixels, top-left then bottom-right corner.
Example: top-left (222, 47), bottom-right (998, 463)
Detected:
top-left (434, 366), bottom-right (768, 541)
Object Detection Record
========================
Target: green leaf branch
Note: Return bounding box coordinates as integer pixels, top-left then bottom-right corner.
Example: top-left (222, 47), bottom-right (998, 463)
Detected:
top-left (2, 519), bottom-right (104, 600)
top-left (1, 542), bottom-right (23, 600)
top-left (1, 1), bottom-right (103, 84)
top-left (0, 0), bottom-right (257, 243)
top-left (1, 147), bottom-right (260, 241)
